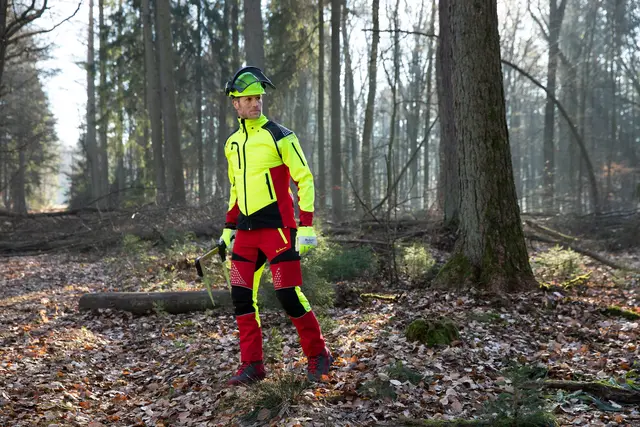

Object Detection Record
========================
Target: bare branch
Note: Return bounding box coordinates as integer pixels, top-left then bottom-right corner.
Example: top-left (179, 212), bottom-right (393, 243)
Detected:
top-left (6, 0), bottom-right (48, 40)
top-left (9, 2), bottom-right (82, 46)
top-left (363, 28), bottom-right (437, 38)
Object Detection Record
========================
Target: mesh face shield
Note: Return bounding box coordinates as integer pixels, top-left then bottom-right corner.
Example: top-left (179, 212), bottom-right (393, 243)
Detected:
top-left (225, 66), bottom-right (276, 97)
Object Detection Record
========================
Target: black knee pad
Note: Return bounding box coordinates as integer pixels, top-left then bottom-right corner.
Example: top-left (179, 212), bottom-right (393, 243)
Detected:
top-left (276, 287), bottom-right (307, 318)
top-left (231, 286), bottom-right (254, 316)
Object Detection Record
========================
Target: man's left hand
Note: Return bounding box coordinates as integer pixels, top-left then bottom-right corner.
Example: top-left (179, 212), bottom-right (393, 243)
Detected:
top-left (297, 226), bottom-right (317, 255)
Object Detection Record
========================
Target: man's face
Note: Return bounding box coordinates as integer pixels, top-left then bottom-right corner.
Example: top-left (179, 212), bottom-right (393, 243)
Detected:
top-left (233, 95), bottom-right (263, 119)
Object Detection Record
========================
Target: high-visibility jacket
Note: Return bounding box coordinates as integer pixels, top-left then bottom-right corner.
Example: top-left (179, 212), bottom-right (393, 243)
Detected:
top-left (224, 114), bottom-right (314, 230)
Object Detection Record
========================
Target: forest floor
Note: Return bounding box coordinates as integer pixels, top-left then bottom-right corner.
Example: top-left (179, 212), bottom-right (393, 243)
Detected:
top-left (1, 207), bottom-right (640, 427)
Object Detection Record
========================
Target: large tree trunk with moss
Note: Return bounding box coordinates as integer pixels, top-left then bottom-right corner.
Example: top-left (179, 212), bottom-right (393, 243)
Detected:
top-left (435, 0), bottom-right (536, 292)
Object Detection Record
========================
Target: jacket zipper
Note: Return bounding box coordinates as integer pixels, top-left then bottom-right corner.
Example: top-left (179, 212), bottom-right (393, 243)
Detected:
top-left (231, 142), bottom-right (240, 167)
top-left (265, 173), bottom-right (274, 199)
top-left (241, 120), bottom-right (249, 224)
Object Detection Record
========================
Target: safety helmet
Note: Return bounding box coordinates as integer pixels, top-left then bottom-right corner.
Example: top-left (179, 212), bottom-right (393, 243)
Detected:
top-left (225, 66), bottom-right (276, 97)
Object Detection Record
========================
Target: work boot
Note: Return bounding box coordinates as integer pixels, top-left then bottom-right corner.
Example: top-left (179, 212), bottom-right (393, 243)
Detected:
top-left (228, 361), bottom-right (266, 386)
top-left (306, 347), bottom-right (333, 382)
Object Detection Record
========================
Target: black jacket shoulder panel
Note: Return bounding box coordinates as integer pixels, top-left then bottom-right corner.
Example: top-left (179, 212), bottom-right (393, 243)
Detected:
top-left (262, 121), bottom-right (293, 142)
top-left (262, 121), bottom-right (294, 160)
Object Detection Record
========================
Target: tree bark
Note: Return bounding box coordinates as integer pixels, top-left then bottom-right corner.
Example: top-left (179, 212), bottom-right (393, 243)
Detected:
top-left (243, 0), bottom-right (265, 68)
top-left (406, 9), bottom-right (422, 211)
top-left (435, 0), bottom-right (536, 293)
top-left (11, 142), bottom-right (26, 214)
top-left (422, 0), bottom-right (436, 210)
top-left (341, 0), bottom-right (357, 212)
top-left (98, 0), bottom-right (109, 208)
top-left (437, 0), bottom-right (459, 227)
top-left (216, 0), bottom-right (232, 199)
top-left (361, 0), bottom-right (379, 210)
top-left (317, 0), bottom-right (326, 211)
top-left (155, 0), bottom-right (186, 205)
top-left (142, 0), bottom-right (166, 205)
top-left (86, 0), bottom-right (101, 206)
top-left (231, 0), bottom-right (240, 71)
top-left (78, 290), bottom-right (232, 315)
top-left (330, 0), bottom-right (342, 221)
top-left (385, 0), bottom-right (401, 217)
top-left (0, 0), bottom-right (7, 93)
top-left (541, 0), bottom-right (568, 211)
top-left (196, 1), bottom-right (205, 205)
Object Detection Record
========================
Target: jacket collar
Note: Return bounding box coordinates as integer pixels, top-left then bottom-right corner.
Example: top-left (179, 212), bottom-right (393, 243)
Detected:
top-left (238, 114), bottom-right (268, 131)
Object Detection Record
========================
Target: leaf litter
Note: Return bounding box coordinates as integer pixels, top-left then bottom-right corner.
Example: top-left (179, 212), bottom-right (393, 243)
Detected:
top-left (1, 244), bottom-right (640, 427)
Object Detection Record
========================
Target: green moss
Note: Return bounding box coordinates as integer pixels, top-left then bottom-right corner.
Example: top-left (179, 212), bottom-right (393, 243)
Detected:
top-left (434, 253), bottom-right (475, 288)
top-left (605, 305), bottom-right (640, 320)
top-left (405, 318), bottom-right (459, 347)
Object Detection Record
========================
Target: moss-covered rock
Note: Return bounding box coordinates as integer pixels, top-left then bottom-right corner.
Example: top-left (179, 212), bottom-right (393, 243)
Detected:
top-left (405, 318), bottom-right (460, 347)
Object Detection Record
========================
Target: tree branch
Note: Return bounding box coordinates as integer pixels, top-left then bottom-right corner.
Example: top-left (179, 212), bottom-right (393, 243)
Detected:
top-left (9, 1), bottom-right (81, 45)
top-left (363, 28), bottom-right (437, 38)
top-left (500, 59), bottom-right (600, 213)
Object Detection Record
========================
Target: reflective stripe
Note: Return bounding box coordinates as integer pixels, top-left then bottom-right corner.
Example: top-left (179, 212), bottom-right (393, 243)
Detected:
top-left (252, 263), bottom-right (265, 327)
top-left (277, 228), bottom-right (288, 244)
top-left (294, 286), bottom-right (311, 313)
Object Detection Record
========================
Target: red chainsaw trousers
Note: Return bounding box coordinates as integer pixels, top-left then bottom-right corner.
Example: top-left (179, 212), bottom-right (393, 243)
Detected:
top-left (230, 228), bottom-right (326, 362)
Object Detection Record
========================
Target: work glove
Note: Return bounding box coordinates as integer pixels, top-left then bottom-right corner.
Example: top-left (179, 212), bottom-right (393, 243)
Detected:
top-left (296, 226), bottom-right (317, 255)
top-left (218, 228), bottom-right (236, 260)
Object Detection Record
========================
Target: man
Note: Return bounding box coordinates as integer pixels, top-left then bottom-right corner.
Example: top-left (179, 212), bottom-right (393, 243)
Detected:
top-left (220, 66), bottom-right (332, 386)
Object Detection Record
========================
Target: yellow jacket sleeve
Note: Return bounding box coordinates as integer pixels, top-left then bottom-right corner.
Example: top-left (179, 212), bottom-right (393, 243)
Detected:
top-left (279, 133), bottom-right (315, 226)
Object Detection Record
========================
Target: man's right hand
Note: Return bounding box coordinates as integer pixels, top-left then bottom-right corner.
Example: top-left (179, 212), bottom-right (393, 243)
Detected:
top-left (218, 228), bottom-right (236, 255)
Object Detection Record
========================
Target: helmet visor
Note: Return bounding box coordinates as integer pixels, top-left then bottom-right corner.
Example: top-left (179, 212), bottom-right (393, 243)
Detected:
top-left (225, 66), bottom-right (275, 97)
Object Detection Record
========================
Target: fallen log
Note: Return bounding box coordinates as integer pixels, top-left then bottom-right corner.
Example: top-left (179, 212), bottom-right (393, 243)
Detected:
top-left (78, 290), bottom-right (232, 315)
top-left (539, 380), bottom-right (640, 405)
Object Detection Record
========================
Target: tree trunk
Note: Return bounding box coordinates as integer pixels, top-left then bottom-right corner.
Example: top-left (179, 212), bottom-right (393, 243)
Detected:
top-left (155, 0), bottom-right (186, 205)
top-left (341, 0), bottom-right (357, 212)
top-left (386, 0), bottom-right (401, 218)
top-left (243, 0), bottom-right (265, 68)
top-left (542, 0), bottom-right (568, 211)
top-left (422, 0), bottom-right (436, 210)
top-left (243, 0), bottom-right (266, 115)
top-left (437, 0), bottom-right (459, 227)
top-left (0, 0), bottom-right (7, 93)
top-left (11, 143), bottom-right (26, 214)
top-left (216, 0), bottom-right (231, 199)
top-left (330, 0), bottom-right (342, 221)
top-left (86, 0), bottom-right (101, 205)
top-left (361, 0), bottom-right (379, 210)
top-left (231, 0), bottom-right (240, 71)
top-left (114, 0), bottom-right (125, 207)
top-left (196, 1), bottom-right (205, 205)
top-left (142, 0), bottom-right (166, 205)
top-left (98, 0), bottom-right (109, 208)
top-left (406, 1), bottom-right (424, 211)
top-left (317, 0), bottom-right (326, 211)
top-left (435, 0), bottom-right (536, 293)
